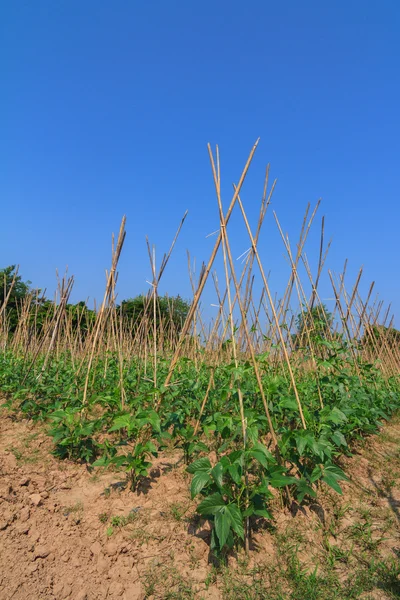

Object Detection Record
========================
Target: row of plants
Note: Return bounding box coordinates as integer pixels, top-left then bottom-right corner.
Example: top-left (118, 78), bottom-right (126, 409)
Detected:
top-left (1, 336), bottom-right (400, 557)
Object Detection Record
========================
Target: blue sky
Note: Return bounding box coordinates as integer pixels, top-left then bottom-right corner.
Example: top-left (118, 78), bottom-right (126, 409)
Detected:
top-left (2, 1), bottom-right (400, 325)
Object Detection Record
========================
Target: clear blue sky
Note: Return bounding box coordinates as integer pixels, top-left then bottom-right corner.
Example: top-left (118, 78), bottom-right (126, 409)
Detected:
top-left (2, 2), bottom-right (400, 324)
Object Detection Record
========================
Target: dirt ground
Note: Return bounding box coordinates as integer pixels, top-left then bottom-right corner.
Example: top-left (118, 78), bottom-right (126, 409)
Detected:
top-left (1, 411), bottom-right (400, 600)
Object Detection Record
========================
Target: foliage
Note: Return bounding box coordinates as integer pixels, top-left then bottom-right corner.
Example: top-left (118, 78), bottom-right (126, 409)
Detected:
top-left (119, 294), bottom-right (191, 334)
top-left (292, 304), bottom-right (333, 350)
top-left (0, 265), bottom-right (32, 331)
top-left (93, 409), bottom-right (161, 490)
top-left (1, 325), bottom-right (400, 556)
top-left (187, 443), bottom-right (297, 554)
top-left (361, 324), bottom-right (400, 351)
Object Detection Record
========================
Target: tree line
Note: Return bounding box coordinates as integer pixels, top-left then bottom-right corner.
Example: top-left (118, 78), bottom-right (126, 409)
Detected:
top-left (1, 265), bottom-right (398, 349)
top-left (0, 265), bottom-right (191, 335)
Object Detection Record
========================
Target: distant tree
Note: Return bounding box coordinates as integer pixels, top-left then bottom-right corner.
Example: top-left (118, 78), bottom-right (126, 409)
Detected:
top-left (1, 265), bottom-right (191, 341)
top-left (361, 324), bottom-right (400, 351)
top-left (27, 299), bottom-right (96, 337)
top-left (292, 304), bottom-right (333, 350)
top-left (65, 301), bottom-right (96, 336)
top-left (0, 265), bottom-right (31, 331)
top-left (120, 294), bottom-right (191, 334)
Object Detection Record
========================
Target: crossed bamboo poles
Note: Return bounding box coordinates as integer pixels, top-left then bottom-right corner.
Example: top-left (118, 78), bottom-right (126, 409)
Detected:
top-left (2, 140), bottom-right (398, 429)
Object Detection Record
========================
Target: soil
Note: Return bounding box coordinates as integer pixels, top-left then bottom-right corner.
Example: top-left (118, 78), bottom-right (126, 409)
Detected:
top-left (1, 412), bottom-right (400, 600)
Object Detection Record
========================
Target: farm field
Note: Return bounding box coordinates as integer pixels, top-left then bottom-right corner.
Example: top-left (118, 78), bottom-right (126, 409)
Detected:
top-left (0, 401), bottom-right (400, 599)
top-left (1, 148), bottom-right (400, 599)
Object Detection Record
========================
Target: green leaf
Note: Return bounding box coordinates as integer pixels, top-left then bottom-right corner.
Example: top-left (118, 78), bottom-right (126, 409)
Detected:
top-left (331, 431), bottom-right (347, 447)
top-left (296, 479), bottom-right (317, 503)
top-left (215, 508), bottom-right (231, 548)
top-left (146, 410), bottom-right (161, 432)
top-left (145, 441), bottom-right (158, 455)
top-left (211, 463), bottom-right (224, 488)
top-left (186, 457), bottom-right (211, 474)
top-left (92, 456), bottom-right (109, 467)
top-left (197, 493), bottom-right (226, 516)
top-left (210, 527), bottom-right (218, 552)
top-left (227, 450), bottom-right (244, 466)
top-left (251, 442), bottom-right (274, 459)
top-left (226, 504), bottom-right (244, 540)
top-left (295, 432), bottom-right (314, 456)
top-left (191, 471), bottom-right (211, 499)
top-left (279, 397), bottom-right (298, 411)
top-left (323, 407), bottom-right (348, 425)
top-left (227, 463), bottom-right (242, 485)
top-left (247, 449), bottom-right (270, 468)
top-left (110, 455), bottom-right (130, 468)
top-left (311, 439), bottom-right (331, 462)
top-left (270, 474), bottom-right (298, 488)
top-left (254, 508), bottom-right (272, 518)
top-left (242, 506), bottom-right (254, 518)
top-left (324, 464), bottom-right (349, 481)
top-left (310, 465), bottom-right (323, 482)
top-left (108, 414), bottom-right (132, 432)
top-left (322, 473), bottom-right (343, 494)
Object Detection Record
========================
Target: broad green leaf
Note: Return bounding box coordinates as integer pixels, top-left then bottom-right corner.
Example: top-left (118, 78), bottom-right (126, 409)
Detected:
top-left (242, 506), bottom-right (255, 518)
top-left (331, 431), bottom-right (347, 447)
top-left (215, 508), bottom-right (231, 548)
top-left (227, 463), bottom-right (242, 485)
top-left (197, 493), bottom-right (226, 516)
top-left (254, 508), bottom-right (272, 518)
top-left (247, 449), bottom-right (270, 468)
top-left (226, 504), bottom-right (244, 540)
top-left (140, 410), bottom-right (161, 432)
top-left (246, 425), bottom-right (259, 445)
top-left (324, 407), bottom-right (348, 425)
top-left (295, 433), bottom-right (308, 456)
top-left (186, 457), bottom-right (211, 474)
top-left (92, 456), bottom-right (108, 467)
top-left (322, 473), bottom-right (343, 494)
top-left (311, 439), bottom-right (331, 461)
top-left (324, 464), bottom-right (349, 481)
top-left (279, 397), bottom-right (298, 411)
top-left (191, 471), bottom-right (211, 499)
top-left (145, 441), bottom-right (158, 454)
top-left (211, 463), bottom-right (224, 488)
top-left (310, 465), bottom-right (323, 482)
top-left (251, 442), bottom-right (274, 462)
top-left (111, 455), bottom-right (130, 468)
top-left (228, 450), bottom-right (244, 466)
top-left (270, 474), bottom-right (298, 488)
top-left (296, 479), bottom-right (317, 503)
top-left (210, 527), bottom-right (218, 552)
top-left (108, 415), bottom-right (132, 432)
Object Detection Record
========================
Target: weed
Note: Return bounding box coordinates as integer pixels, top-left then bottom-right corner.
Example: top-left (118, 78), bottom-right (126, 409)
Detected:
top-left (98, 512), bottom-right (109, 524)
top-left (168, 502), bottom-right (189, 522)
top-left (63, 501), bottom-right (83, 514)
top-left (105, 511), bottom-right (138, 535)
top-left (142, 565), bottom-right (195, 599)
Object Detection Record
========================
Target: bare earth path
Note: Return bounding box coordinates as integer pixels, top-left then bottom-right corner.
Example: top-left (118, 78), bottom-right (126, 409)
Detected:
top-left (1, 411), bottom-right (400, 600)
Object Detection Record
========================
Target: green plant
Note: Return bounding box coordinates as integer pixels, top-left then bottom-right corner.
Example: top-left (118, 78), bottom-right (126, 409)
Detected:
top-left (48, 408), bottom-right (100, 462)
top-left (187, 443), bottom-right (297, 555)
top-left (98, 512), bottom-right (109, 524)
top-left (93, 409), bottom-right (160, 490)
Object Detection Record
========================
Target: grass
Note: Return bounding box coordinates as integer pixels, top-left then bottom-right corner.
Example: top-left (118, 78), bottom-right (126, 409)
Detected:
top-left (6, 444), bottom-right (41, 464)
top-left (63, 501), bottom-right (83, 514)
top-left (168, 502), bottom-right (191, 522)
top-left (143, 566), bottom-right (196, 599)
top-left (218, 539), bottom-right (400, 600)
top-left (101, 510), bottom-right (139, 536)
